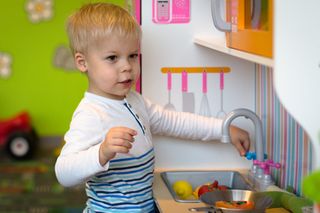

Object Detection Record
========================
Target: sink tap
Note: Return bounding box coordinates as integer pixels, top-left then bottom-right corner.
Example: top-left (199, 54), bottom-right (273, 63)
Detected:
top-left (221, 108), bottom-right (273, 190)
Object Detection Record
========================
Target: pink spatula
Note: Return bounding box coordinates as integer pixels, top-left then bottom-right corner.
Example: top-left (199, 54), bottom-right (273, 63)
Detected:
top-left (164, 71), bottom-right (176, 111)
top-left (199, 70), bottom-right (211, 117)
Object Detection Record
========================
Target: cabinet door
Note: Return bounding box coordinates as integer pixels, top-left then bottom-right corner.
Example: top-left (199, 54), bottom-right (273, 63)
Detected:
top-left (226, 0), bottom-right (273, 58)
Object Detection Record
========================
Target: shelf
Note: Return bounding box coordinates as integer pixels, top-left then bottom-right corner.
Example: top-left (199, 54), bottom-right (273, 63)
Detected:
top-left (193, 35), bottom-right (274, 67)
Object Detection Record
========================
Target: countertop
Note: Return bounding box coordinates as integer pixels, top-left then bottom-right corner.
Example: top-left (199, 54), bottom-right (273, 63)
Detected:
top-left (153, 169), bottom-right (292, 213)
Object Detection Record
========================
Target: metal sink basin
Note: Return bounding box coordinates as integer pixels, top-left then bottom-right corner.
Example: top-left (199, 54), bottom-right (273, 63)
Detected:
top-left (161, 170), bottom-right (253, 203)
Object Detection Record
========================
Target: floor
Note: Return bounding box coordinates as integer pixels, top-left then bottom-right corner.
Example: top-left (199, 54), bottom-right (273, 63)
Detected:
top-left (0, 142), bottom-right (87, 213)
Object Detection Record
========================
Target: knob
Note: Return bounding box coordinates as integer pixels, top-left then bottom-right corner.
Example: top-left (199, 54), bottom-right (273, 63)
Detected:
top-left (253, 159), bottom-right (281, 175)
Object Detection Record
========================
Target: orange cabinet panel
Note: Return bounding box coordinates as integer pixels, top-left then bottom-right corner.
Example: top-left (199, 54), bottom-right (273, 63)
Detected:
top-left (226, 0), bottom-right (273, 58)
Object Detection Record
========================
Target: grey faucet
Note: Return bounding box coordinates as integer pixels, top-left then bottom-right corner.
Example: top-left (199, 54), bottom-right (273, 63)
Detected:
top-left (221, 108), bottom-right (272, 190)
top-left (221, 108), bottom-right (264, 162)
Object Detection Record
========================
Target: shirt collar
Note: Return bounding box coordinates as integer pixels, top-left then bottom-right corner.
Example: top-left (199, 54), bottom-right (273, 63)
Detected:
top-left (84, 92), bottom-right (126, 105)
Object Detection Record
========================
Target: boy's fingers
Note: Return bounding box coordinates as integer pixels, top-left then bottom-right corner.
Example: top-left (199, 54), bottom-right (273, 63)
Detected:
top-left (107, 127), bottom-right (137, 145)
top-left (243, 138), bottom-right (250, 151)
top-left (113, 132), bottom-right (134, 141)
top-left (232, 139), bottom-right (247, 156)
top-left (112, 139), bottom-right (133, 148)
top-left (113, 127), bottom-right (137, 136)
top-left (112, 145), bottom-right (130, 154)
top-left (236, 143), bottom-right (246, 156)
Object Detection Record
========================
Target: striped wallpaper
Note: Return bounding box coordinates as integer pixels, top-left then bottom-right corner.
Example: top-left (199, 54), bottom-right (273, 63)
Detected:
top-left (255, 64), bottom-right (313, 195)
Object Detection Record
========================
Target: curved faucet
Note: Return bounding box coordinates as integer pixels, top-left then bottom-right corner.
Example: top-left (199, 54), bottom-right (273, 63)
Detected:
top-left (221, 108), bottom-right (281, 190)
top-left (221, 108), bottom-right (264, 177)
top-left (221, 108), bottom-right (264, 161)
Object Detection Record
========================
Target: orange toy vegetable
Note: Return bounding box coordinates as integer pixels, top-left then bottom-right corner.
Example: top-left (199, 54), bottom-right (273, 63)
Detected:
top-left (215, 201), bottom-right (254, 209)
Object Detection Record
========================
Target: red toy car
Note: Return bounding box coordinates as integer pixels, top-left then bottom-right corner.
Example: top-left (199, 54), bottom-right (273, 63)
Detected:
top-left (0, 111), bottom-right (38, 159)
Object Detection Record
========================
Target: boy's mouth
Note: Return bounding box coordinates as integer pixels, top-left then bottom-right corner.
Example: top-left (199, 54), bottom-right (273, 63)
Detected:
top-left (119, 79), bottom-right (133, 88)
top-left (120, 79), bottom-right (132, 84)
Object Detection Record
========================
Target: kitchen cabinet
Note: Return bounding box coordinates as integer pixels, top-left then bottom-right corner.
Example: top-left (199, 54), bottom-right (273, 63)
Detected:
top-left (224, 0), bottom-right (273, 58)
top-left (197, 0), bottom-right (274, 66)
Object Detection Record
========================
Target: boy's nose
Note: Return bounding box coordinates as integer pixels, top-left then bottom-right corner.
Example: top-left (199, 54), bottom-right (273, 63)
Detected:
top-left (120, 60), bottom-right (132, 72)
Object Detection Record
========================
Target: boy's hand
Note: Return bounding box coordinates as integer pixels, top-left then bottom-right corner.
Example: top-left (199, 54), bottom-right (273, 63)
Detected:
top-left (99, 127), bottom-right (137, 166)
top-left (229, 125), bottom-right (250, 156)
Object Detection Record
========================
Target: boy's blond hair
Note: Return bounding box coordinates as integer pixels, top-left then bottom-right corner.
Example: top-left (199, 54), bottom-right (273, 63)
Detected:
top-left (66, 3), bottom-right (141, 54)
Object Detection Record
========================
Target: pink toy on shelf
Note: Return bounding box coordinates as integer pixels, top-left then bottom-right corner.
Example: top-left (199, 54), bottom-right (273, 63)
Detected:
top-left (253, 159), bottom-right (281, 175)
top-left (152, 0), bottom-right (190, 24)
top-left (171, 0), bottom-right (190, 23)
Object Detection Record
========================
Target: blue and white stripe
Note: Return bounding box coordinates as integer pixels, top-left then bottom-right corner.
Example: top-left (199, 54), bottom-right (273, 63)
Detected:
top-left (85, 148), bottom-right (155, 212)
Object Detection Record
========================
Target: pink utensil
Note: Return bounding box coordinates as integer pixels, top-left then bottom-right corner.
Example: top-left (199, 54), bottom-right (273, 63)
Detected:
top-left (181, 71), bottom-right (195, 113)
top-left (164, 71), bottom-right (176, 111)
top-left (198, 70), bottom-right (211, 116)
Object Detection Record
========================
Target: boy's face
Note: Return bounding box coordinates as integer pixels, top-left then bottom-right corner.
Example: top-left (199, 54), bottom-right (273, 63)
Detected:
top-left (75, 35), bottom-right (140, 100)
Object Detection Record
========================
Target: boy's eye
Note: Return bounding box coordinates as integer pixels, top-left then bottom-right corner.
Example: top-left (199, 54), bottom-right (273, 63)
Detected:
top-left (129, 53), bottom-right (139, 59)
top-left (106, 55), bottom-right (117, 61)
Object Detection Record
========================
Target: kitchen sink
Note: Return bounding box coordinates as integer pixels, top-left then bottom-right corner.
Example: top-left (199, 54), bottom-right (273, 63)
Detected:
top-left (161, 170), bottom-right (253, 203)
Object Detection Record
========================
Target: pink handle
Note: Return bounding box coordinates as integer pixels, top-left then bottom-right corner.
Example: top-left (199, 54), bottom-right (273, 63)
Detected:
top-left (253, 160), bottom-right (281, 175)
top-left (167, 71), bottom-right (172, 91)
top-left (134, 0), bottom-right (141, 24)
top-left (202, 71), bottom-right (207, 93)
top-left (220, 71), bottom-right (224, 90)
top-left (182, 71), bottom-right (188, 92)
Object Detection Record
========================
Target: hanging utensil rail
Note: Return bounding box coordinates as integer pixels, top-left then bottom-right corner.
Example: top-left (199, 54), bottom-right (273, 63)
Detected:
top-left (161, 67), bottom-right (230, 73)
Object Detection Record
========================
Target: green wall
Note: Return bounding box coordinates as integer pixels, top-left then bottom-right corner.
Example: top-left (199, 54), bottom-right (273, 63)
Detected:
top-left (0, 0), bottom-right (126, 136)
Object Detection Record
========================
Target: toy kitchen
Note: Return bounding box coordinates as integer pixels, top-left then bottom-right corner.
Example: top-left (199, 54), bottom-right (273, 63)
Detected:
top-left (143, 0), bottom-right (320, 212)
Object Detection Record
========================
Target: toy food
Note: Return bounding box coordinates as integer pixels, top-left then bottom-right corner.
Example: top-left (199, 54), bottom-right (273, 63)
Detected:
top-left (215, 201), bottom-right (254, 209)
top-left (303, 170), bottom-right (320, 203)
top-left (173, 180), bottom-right (193, 199)
top-left (197, 180), bottom-right (229, 198)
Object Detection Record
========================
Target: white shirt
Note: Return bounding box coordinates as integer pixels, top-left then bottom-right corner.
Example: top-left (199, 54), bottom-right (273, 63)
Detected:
top-left (55, 90), bottom-right (223, 212)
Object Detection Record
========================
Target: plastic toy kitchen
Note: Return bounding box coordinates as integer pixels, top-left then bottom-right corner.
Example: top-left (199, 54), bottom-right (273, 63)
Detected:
top-left (142, 0), bottom-right (319, 212)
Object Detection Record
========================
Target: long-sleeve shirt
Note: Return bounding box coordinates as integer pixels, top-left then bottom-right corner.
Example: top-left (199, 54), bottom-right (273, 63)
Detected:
top-left (55, 91), bottom-right (224, 212)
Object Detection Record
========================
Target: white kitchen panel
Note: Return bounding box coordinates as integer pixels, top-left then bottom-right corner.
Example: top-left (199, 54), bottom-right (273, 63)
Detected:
top-left (274, 0), bottom-right (320, 168)
top-left (141, 0), bottom-right (255, 169)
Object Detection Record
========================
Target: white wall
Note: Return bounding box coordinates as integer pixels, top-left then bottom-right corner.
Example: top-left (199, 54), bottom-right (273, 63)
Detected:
top-left (141, 0), bottom-right (255, 170)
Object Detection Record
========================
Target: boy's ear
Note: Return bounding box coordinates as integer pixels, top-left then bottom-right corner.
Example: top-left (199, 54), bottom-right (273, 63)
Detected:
top-left (74, 52), bottom-right (87, 73)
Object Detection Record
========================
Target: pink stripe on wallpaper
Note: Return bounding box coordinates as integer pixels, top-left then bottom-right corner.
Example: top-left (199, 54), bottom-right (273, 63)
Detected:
top-left (255, 64), bottom-right (313, 195)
